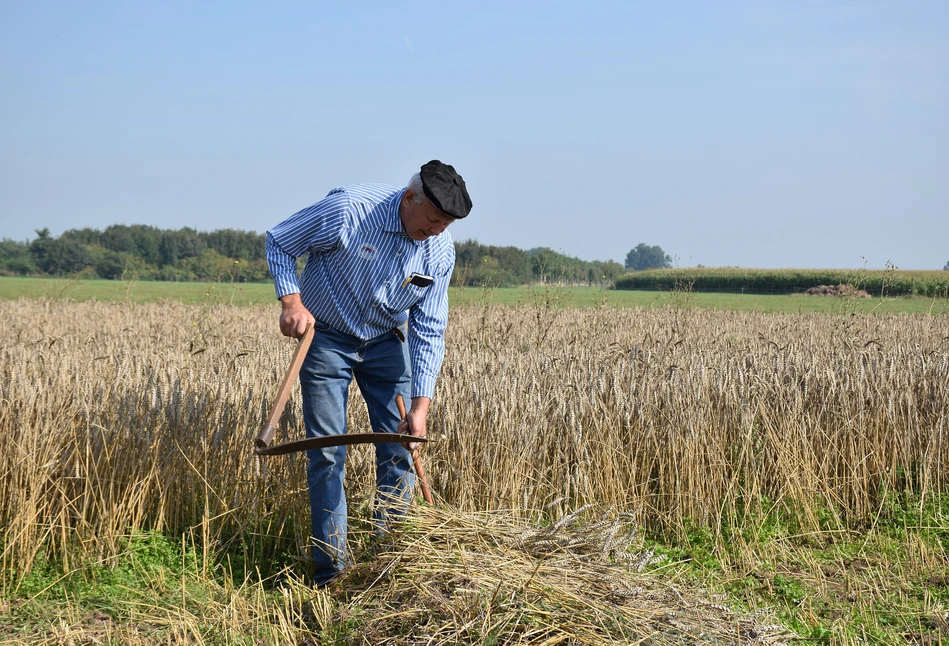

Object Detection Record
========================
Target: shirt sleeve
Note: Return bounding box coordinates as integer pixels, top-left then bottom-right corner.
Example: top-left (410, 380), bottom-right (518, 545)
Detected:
top-left (407, 244), bottom-right (455, 399)
top-left (266, 189), bottom-right (350, 299)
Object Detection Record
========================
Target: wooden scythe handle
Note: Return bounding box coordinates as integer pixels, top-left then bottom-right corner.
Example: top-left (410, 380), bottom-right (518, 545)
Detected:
top-left (397, 395), bottom-right (434, 505)
top-left (255, 324), bottom-right (315, 449)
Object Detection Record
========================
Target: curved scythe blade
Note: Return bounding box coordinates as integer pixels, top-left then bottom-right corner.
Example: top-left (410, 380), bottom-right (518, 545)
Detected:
top-left (254, 432), bottom-right (427, 456)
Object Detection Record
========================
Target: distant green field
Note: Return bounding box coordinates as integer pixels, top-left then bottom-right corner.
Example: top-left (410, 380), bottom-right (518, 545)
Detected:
top-left (1, 276), bottom-right (946, 314)
top-left (451, 284), bottom-right (949, 314)
top-left (0, 276), bottom-right (278, 305)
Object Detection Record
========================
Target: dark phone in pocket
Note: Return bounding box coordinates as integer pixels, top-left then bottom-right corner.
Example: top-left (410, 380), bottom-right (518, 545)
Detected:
top-left (403, 273), bottom-right (434, 288)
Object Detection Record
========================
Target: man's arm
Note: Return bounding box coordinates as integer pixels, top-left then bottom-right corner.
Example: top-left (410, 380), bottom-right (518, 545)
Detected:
top-left (266, 190), bottom-right (350, 337)
top-left (265, 234), bottom-right (315, 338)
top-left (406, 249), bottom-right (453, 399)
top-left (265, 232), bottom-right (302, 299)
top-left (399, 246), bottom-right (455, 448)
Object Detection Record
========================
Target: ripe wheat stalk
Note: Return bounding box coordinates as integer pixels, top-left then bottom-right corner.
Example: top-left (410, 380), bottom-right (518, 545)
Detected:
top-left (1, 298), bottom-right (946, 586)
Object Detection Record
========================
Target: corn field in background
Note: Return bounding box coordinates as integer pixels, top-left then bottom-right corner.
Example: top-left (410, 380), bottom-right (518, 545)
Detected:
top-left (614, 266), bottom-right (949, 297)
top-left (1, 298), bottom-right (947, 585)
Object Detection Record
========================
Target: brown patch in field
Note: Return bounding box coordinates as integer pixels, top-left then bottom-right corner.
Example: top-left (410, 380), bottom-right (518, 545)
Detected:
top-left (802, 283), bottom-right (871, 297)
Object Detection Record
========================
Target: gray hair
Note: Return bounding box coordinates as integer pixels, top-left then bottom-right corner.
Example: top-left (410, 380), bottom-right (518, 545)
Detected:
top-left (407, 173), bottom-right (425, 204)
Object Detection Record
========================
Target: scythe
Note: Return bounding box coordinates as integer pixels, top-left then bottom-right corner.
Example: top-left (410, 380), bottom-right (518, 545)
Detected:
top-left (252, 324), bottom-right (432, 503)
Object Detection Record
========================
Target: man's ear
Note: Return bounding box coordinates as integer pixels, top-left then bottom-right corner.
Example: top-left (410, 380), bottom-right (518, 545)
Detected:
top-left (402, 189), bottom-right (416, 206)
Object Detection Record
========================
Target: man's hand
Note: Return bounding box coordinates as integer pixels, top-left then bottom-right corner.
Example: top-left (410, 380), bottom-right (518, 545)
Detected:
top-left (279, 293), bottom-right (315, 338)
top-left (398, 396), bottom-right (430, 452)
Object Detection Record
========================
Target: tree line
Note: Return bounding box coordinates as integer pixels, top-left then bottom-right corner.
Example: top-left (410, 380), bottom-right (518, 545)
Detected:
top-left (0, 226), bottom-right (271, 282)
top-left (0, 226), bottom-right (633, 286)
top-left (454, 241), bottom-right (625, 287)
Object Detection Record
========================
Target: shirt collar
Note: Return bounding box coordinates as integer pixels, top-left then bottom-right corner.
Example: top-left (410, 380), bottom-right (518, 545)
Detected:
top-left (382, 188), bottom-right (405, 232)
top-left (383, 188), bottom-right (421, 244)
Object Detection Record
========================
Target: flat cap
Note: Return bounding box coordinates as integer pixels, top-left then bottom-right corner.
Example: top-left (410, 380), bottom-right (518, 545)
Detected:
top-left (419, 160), bottom-right (472, 219)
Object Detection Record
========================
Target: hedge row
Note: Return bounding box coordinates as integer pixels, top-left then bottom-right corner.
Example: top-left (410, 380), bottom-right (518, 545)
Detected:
top-left (614, 268), bottom-right (949, 298)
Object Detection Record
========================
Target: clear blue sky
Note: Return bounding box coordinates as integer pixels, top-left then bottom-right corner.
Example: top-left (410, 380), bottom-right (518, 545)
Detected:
top-left (2, 1), bottom-right (946, 269)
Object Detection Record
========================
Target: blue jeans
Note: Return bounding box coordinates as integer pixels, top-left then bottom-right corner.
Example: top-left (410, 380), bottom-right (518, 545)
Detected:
top-left (300, 321), bottom-right (415, 585)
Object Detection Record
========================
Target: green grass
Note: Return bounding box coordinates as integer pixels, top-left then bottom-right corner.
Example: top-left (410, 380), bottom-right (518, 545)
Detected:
top-left (1, 531), bottom-right (321, 645)
top-left (13, 532), bottom-right (196, 614)
top-left (3, 276), bottom-right (947, 314)
top-left (5, 496), bottom-right (946, 644)
top-left (0, 276), bottom-right (278, 305)
top-left (645, 491), bottom-right (949, 644)
top-left (453, 284), bottom-right (949, 314)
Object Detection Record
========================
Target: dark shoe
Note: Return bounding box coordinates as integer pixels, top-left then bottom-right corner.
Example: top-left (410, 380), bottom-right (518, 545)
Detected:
top-left (312, 571), bottom-right (343, 590)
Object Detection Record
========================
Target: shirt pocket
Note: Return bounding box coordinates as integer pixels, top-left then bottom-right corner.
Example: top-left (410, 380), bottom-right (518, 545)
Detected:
top-left (384, 279), bottom-right (427, 314)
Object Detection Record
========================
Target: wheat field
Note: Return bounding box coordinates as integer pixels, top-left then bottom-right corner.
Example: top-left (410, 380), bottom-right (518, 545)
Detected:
top-left (1, 297), bottom-right (947, 643)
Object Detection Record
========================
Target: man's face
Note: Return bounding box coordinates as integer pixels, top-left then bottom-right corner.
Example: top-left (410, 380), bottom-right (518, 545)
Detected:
top-left (399, 190), bottom-right (455, 241)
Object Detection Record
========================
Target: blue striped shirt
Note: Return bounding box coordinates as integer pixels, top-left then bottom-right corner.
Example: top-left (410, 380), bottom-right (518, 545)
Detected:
top-left (266, 184), bottom-right (455, 400)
